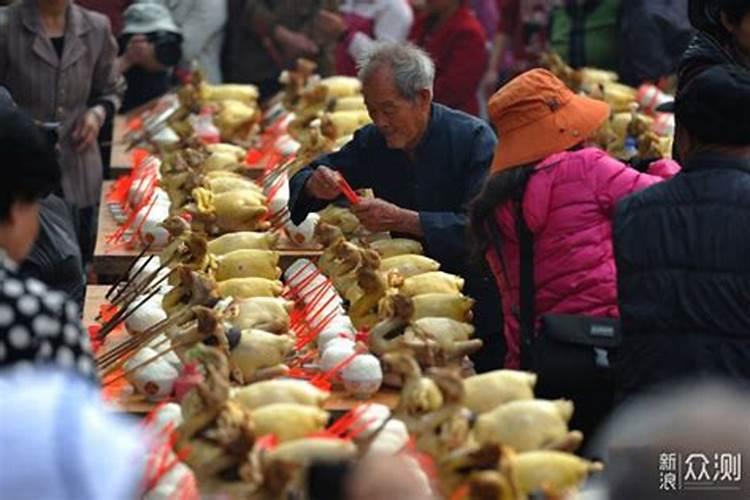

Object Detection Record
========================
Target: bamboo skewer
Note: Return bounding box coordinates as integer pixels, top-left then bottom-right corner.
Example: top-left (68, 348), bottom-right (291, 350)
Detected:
top-left (102, 335), bottom-right (197, 384)
top-left (105, 242), bottom-right (153, 300)
top-left (110, 253), bottom-right (176, 309)
top-left (97, 307), bottom-right (194, 370)
top-left (98, 269), bottom-right (173, 338)
top-left (97, 285), bottom-right (163, 340)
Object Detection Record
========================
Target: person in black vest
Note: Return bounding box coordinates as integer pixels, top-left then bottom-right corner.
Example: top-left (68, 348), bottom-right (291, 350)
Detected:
top-left (613, 64), bottom-right (750, 402)
top-left (679, 0), bottom-right (750, 91)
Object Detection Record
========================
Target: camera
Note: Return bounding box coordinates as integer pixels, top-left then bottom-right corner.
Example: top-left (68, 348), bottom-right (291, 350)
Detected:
top-left (119, 31), bottom-right (183, 67)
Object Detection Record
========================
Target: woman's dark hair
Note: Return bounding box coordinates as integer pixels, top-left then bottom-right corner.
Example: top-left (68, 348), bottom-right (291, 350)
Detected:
top-left (0, 106), bottom-right (61, 222)
top-left (719, 0), bottom-right (750, 24)
top-left (468, 165), bottom-right (535, 267)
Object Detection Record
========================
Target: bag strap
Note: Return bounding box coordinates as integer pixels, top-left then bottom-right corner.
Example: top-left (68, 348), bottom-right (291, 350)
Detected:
top-left (516, 199), bottom-right (537, 371)
top-left (486, 218), bottom-right (512, 290)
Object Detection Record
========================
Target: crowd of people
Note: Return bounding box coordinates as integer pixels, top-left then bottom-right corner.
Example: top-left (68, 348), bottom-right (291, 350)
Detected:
top-left (1, 0), bottom-right (750, 498)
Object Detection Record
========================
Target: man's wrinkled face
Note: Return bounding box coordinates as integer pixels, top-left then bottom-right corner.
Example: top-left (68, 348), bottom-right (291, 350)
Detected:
top-left (362, 66), bottom-right (431, 151)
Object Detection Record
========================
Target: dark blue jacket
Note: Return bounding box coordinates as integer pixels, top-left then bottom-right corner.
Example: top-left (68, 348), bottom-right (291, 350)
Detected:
top-left (288, 103), bottom-right (497, 275)
top-left (613, 152), bottom-right (750, 400)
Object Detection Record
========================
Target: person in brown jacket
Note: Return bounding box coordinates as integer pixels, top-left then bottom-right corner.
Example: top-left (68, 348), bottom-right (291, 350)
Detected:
top-left (0, 0), bottom-right (125, 262)
top-left (222, 0), bottom-right (345, 100)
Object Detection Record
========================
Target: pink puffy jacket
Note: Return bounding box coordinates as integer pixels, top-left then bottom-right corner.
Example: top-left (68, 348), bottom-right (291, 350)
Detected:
top-left (485, 148), bottom-right (680, 369)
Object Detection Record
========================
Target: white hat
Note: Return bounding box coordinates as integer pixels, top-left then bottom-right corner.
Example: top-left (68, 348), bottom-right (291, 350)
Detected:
top-left (0, 367), bottom-right (148, 499)
top-left (121, 1), bottom-right (181, 36)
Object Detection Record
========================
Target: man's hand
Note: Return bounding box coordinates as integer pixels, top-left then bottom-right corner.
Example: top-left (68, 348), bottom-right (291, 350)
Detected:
top-left (73, 106), bottom-right (105, 153)
top-left (351, 198), bottom-right (423, 236)
top-left (305, 166), bottom-right (342, 200)
top-left (120, 35), bottom-right (163, 72)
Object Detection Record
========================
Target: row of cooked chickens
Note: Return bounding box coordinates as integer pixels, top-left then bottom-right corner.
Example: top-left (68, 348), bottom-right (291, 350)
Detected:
top-left (103, 61), bottom-right (610, 500)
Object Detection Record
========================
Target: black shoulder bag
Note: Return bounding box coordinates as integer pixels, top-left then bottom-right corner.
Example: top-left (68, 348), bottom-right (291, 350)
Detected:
top-left (487, 198), bottom-right (619, 432)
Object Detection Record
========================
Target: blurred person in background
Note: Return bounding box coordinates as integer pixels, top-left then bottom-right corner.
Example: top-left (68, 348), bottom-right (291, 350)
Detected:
top-left (0, 368), bottom-right (147, 500)
top-left (481, 0), bottom-right (555, 96)
top-left (117, 1), bottom-right (183, 113)
top-left (548, 0), bottom-right (621, 72)
top-left (161, 0), bottom-right (227, 84)
top-left (679, 0), bottom-right (750, 90)
top-left (76, 0), bottom-right (133, 36)
top-left (0, 0), bottom-right (125, 263)
top-left (613, 64), bottom-right (750, 402)
top-left (334, 0), bottom-right (414, 76)
top-left (470, 68), bottom-right (678, 438)
top-left (592, 380), bottom-right (750, 499)
top-left (0, 99), bottom-right (96, 381)
top-left (223, 0), bottom-right (344, 101)
top-left (618, 0), bottom-right (693, 88)
top-left (22, 195), bottom-right (86, 307)
top-left (469, 0), bottom-right (499, 41)
top-left (73, 0), bottom-right (133, 179)
top-left (409, 0), bottom-right (488, 115)
top-left (0, 87), bottom-right (85, 307)
top-left (672, 0), bottom-right (750, 161)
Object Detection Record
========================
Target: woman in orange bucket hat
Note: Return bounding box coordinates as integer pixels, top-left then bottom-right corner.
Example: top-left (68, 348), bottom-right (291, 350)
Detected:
top-left (469, 68), bottom-right (680, 438)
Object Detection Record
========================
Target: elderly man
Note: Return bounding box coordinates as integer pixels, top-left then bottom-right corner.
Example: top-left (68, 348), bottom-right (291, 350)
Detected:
top-left (288, 42), bottom-right (504, 370)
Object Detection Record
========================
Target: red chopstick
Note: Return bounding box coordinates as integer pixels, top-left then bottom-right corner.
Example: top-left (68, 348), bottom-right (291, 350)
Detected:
top-left (336, 175), bottom-right (361, 205)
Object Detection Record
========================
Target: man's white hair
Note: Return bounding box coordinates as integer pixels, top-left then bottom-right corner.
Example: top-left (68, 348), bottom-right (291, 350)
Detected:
top-left (357, 42), bottom-right (435, 100)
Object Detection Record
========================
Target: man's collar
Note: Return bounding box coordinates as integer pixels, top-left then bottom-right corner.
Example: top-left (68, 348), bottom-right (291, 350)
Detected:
top-left (412, 103), bottom-right (439, 156)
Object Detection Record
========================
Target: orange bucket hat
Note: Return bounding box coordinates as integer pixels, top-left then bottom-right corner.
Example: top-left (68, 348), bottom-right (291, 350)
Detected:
top-left (488, 68), bottom-right (611, 173)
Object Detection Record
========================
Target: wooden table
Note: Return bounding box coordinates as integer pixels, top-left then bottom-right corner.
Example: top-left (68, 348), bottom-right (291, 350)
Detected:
top-left (84, 286), bottom-right (400, 414)
top-left (110, 114), bottom-right (132, 178)
top-left (93, 181), bottom-right (323, 283)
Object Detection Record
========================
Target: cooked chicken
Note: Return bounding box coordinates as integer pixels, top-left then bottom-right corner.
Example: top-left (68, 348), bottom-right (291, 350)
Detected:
top-left (251, 403), bottom-right (329, 442)
top-left (266, 437), bottom-right (358, 465)
top-left (193, 187), bottom-right (269, 233)
top-left (411, 293), bottom-right (474, 322)
top-left (201, 151), bottom-right (242, 172)
top-left (320, 76), bottom-right (362, 98)
top-left (348, 253), bottom-right (387, 329)
top-left (403, 317), bottom-right (482, 365)
top-left (233, 380), bottom-right (329, 410)
top-left (384, 352), bottom-right (444, 417)
top-left (332, 95), bottom-right (365, 112)
top-left (505, 450), bottom-right (603, 497)
top-left (217, 278), bottom-right (283, 299)
top-left (230, 329), bottom-right (294, 382)
top-left (205, 143), bottom-right (247, 160)
top-left (230, 297), bottom-right (293, 334)
top-left (397, 272), bottom-right (465, 296)
top-left (205, 175), bottom-right (261, 195)
top-left (208, 231), bottom-right (280, 255)
top-left (318, 205), bottom-right (361, 236)
top-left (216, 249), bottom-right (281, 281)
top-left (474, 399), bottom-right (583, 452)
top-left (368, 238), bottom-right (424, 259)
top-left (324, 110), bottom-right (371, 138)
top-left (200, 83), bottom-right (259, 104)
top-left (380, 255), bottom-right (440, 278)
top-left (215, 100), bottom-right (259, 140)
top-left (463, 371), bottom-right (537, 414)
